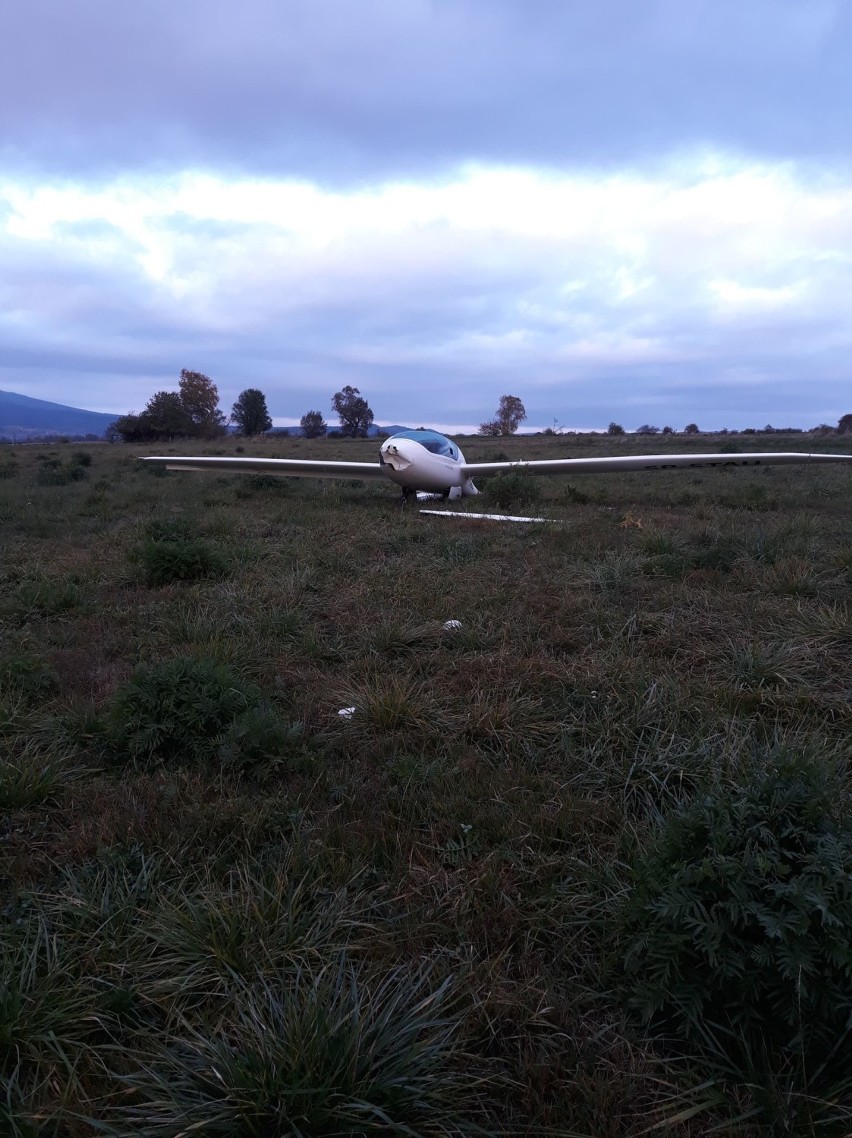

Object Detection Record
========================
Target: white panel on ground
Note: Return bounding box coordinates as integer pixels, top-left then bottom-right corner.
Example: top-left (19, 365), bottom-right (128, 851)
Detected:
top-left (419, 510), bottom-right (550, 523)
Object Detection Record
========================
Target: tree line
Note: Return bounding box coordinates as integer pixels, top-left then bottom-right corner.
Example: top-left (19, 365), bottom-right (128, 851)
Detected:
top-left (109, 374), bottom-right (377, 442)
top-left (606, 414), bottom-right (852, 436)
top-left (109, 372), bottom-right (272, 442)
top-left (107, 373), bottom-right (852, 443)
top-left (109, 377), bottom-right (527, 443)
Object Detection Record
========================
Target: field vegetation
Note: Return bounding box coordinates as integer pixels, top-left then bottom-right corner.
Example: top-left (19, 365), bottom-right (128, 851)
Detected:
top-left (1, 430), bottom-right (851, 1136)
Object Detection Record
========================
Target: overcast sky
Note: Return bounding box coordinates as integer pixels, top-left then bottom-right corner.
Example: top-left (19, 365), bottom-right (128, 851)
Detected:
top-left (2, 0), bottom-right (851, 432)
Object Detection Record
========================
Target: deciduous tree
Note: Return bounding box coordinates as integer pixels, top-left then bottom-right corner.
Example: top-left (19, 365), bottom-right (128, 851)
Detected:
top-left (331, 386), bottom-right (374, 438)
top-left (110, 393), bottom-right (193, 442)
top-left (143, 391), bottom-right (194, 439)
top-left (109, 414), bottom-right (145, 442)
top-left (179, 369), bottom-right (227, 438)
top-left (607, 421), bottom-right (626, 436)
top-left (480, 395), bottom-right (526, 436)
top-left (300, 410), bottom-right (328, 438)
top-left (838, 413), bottom-right (852, 434)
top-left (683, 422), bottom-right (700, 435)
top-left (231, 389), bottom-right (272, 436)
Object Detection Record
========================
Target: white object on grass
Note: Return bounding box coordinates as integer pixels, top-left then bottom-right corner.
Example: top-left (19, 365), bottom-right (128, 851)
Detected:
top-left (420, 510), bottom-right (549, 523)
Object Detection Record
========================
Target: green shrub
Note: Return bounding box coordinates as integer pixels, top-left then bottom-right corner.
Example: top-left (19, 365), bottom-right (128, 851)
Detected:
top-left (134, 537), bottom-right (228, 586)
top-left (136, 518), bottom-right (228, 586)
top-left (620, 753), bottom-right (852, 1080)
top-left (36, 457), bottom-right (88, 485)
top-left (70, 451), bottom-right (93, 467)
top-left (108, 657), bottom-right (292, 768)
top-left (557, 482), bottom-right (589, 505)
top-left (144, 518), bottom-right (195, 543)
top-left (485, 471), bottom-right (542, 509)
top-left (15, 575), bottom-right (83, 617)
top-left (219, 705), bottom-right (304, 772)
top-left (234, 473), bottom-right (291, 497)
top-left (718, 482), bottom-right (778, 511)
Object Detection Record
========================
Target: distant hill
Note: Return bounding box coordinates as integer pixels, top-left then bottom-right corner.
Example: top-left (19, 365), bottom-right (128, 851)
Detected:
top-left (0, 389), bottom-right (118, 440)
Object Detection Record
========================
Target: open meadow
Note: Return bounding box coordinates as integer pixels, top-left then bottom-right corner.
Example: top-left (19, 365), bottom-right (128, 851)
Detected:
top-left (2, 431), bottom-right (852, 1136)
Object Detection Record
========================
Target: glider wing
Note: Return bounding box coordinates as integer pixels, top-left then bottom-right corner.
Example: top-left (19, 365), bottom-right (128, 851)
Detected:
top-left (462, 452), bottom-right (852, 477)
top-left (141, 456), bottom-right (387, 480)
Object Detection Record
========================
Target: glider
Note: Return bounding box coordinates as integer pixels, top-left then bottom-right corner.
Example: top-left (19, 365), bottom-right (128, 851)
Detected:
top-left (143, 428), bottom-right (852, 500)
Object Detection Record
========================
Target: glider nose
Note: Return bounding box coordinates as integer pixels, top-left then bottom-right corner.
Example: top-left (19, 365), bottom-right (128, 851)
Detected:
top-left (380, 439), bottom-right (414, 471)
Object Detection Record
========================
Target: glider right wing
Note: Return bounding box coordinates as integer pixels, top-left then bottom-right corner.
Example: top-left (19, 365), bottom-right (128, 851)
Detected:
top-left (141, 456), bottom-right (387, 479)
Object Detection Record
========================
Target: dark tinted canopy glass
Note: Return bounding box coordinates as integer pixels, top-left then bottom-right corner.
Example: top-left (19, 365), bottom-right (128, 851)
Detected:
top-left (389, 430), bottom-right (457, 458)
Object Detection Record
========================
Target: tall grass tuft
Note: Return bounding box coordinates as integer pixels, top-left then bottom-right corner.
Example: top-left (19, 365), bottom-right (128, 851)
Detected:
top-left (0, 743), bottom-right (70, 809)
top-left (105, 963), bottom-right (494, 1137)
top-left (334, 672), bottom-right (440, 742)
top-left (581, 550), bottom-right (643, 593)
top-left (0, 917), bottom-right (102, 1128)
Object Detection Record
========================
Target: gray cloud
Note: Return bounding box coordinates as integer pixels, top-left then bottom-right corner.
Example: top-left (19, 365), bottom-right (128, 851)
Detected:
top-left (2, 0), bottom-right (849, 180)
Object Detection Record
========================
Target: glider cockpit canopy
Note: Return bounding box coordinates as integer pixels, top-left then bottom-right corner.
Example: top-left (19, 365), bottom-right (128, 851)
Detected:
top-left (385, 430), bottom-right (459, 459)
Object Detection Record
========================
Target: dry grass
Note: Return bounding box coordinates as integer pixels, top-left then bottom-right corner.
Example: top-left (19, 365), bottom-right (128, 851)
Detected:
top-left (1, 431), bottom-right (851, 1134)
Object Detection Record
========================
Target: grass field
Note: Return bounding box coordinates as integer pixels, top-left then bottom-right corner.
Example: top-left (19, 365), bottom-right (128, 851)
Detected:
top-left (2, 431), bottom-right (851, 1136)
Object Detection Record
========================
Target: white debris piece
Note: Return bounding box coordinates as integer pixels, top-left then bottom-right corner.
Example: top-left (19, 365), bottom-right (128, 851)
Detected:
top-left (337, 707), bottom-right (356, 719)
top-left (420, 509), bottom-right (549, 523)
top-left (442, 620), bottom-right (462, 631)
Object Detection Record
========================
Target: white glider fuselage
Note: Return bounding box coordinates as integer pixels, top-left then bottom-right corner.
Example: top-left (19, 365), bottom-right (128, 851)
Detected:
top-left (379, 430), bottom-right (478, 497)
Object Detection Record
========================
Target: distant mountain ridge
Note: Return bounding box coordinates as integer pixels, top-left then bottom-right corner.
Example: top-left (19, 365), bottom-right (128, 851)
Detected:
top-left (0, 389), bottom-right (118, 439)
